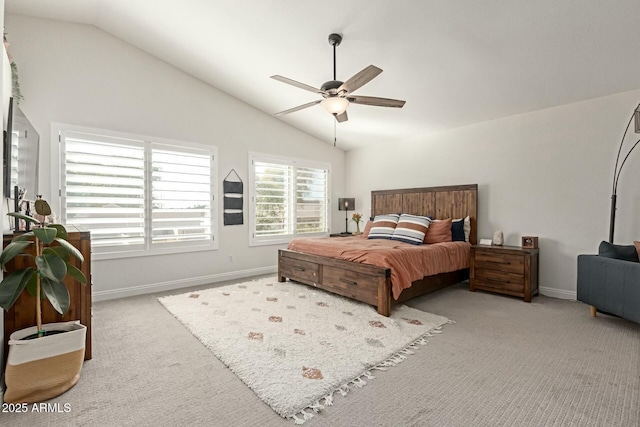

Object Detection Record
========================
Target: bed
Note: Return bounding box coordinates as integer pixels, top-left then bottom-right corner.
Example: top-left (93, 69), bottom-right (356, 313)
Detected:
top-left (278, 184), bottom-right (478, 316)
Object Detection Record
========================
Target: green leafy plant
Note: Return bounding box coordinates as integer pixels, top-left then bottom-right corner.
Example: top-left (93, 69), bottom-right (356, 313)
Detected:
top-left (0, 199), bottom-right (86, 337)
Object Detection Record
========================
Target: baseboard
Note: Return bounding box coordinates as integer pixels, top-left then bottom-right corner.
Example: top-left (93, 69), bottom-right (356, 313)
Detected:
top-left (92, 266), bottom-right (278, 302)
top-left (539, 286), bottom-right (576, 300)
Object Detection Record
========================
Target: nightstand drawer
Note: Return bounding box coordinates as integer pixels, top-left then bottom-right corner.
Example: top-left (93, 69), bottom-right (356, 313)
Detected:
top-left (473, 280), bottom-right (525, 295)
top-left (475, 269), bottom-right (525, 293)
top-left (474, 251), bottom-right (524, 274)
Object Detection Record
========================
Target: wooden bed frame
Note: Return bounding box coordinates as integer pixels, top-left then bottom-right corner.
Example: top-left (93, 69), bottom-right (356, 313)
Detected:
top-left (278, 184), bottom-right (478, 316)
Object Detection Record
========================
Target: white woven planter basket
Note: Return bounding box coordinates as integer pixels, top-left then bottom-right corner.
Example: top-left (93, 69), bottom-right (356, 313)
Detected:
top-left (4, 321), bottom-right (86, 403)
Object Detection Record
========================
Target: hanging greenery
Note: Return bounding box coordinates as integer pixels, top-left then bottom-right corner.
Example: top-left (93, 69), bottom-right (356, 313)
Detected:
top-left (10, 61), bottom-right (23, 104)
top-left (4, 31), bottom-right (23, 103)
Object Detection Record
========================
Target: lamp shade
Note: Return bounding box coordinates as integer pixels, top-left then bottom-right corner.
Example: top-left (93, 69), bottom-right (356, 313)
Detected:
top-left (321, 97), bottom-right (349, 115)
top-left (338, 198), bottom-right (355, 211)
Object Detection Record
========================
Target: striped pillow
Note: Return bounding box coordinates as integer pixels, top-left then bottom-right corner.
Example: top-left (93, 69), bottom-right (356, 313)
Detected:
top-left (391, 214), bottom-right (431, 245)
top-left (362, 221), bottom-right (374, 238)
top-left (367, 214), bottom-right (400, 240)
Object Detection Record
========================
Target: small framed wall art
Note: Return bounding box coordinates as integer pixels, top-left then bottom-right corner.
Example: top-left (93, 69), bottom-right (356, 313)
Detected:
top-left (521, 236), bottom-right (538, 249)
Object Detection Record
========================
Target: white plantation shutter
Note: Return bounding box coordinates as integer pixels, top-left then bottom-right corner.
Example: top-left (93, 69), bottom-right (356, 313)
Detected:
top-left (253, 160), bottom-right (293, 237)
top-left (151, 146), bottom-right (212, 244)
top-left (250, 154), bottom-right (329, 246)
top-left (63, 131), bottom-right (145, 249)
top-left (296, 167), bottom-right (328, 234)
top-left (58, 127), bottom-right (217, 256)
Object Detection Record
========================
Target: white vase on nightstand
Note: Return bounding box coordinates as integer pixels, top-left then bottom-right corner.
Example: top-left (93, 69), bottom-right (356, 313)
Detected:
top-left (492, 230), bottom-right (504, 246)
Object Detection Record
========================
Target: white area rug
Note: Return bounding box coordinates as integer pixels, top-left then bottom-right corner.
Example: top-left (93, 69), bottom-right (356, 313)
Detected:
top-left (158, 277), bottom-right (451, 424)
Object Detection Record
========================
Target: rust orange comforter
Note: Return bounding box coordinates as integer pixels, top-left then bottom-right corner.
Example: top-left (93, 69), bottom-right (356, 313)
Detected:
top-left (287, 236), bottom-right (470, 300)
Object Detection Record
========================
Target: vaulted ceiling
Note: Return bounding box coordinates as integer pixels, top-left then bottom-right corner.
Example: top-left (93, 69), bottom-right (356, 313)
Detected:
top-left (6, 1), bottom-right (640, 150)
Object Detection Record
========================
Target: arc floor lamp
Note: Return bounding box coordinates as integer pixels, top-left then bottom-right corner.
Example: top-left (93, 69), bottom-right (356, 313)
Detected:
top-left (609, 103), bottom-right (640, 243)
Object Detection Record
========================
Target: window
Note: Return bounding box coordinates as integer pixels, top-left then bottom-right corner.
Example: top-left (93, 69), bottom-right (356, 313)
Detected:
top-left (55, 125), bottom-right (217, 258)
top-left (151, 145), bottom-right (213, 244)
top-left (249, 153), bottom-right (330, 246)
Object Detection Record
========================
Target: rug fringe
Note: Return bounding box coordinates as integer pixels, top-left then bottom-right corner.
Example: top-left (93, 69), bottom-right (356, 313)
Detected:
top-left (285, 322), bottom-right (451, 424)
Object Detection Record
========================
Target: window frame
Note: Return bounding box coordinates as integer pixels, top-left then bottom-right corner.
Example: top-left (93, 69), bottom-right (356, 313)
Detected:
top-left (248, 152), bottom-right (330, 247)
top-left (52, 123), bottom-right (218, 260)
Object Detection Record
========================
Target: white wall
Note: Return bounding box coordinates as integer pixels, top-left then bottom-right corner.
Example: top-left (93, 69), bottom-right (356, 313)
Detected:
top-left (4, 14), bottom-right (346, 300)
top-left (346, 90), bottom-right (640, 298)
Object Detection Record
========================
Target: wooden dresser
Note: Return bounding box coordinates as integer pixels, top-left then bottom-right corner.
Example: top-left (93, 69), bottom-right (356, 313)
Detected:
top-left (3, 226), bottom-right (92, 364)
top-left (470, 244), bottom-right (539, 302)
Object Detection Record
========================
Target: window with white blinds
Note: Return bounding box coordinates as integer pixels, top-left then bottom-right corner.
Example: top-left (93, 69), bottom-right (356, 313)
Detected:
top-left (151, 146), bottom-right (212, 244)
top-left (296, 166), bottom-right (329, 234)
top-left (249, 153), bottom-right (329, 246)
top-left (58, 128), bottom-right (217, 257)
top-left (63, 133), bottom-right (146, 249)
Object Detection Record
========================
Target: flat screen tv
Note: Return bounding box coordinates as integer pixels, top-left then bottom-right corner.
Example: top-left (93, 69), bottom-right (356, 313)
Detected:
top-left (3, 97), bottom-right (40, 201)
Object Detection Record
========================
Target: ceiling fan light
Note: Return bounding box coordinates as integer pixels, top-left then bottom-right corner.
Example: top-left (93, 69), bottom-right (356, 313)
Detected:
top-left (321, 97), bottom-right (349, 115)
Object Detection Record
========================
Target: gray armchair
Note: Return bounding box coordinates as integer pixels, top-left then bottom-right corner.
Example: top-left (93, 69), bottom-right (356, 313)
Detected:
top-left (577, 253), bottom-right (640, 325)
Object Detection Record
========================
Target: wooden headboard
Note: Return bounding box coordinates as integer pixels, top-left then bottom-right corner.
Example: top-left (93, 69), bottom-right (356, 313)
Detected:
top-left (371, 184), bottom-right (478, 244)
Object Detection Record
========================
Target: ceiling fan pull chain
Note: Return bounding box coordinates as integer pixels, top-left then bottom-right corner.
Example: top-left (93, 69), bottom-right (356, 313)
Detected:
top-left (334, 120), bottom-right (337, 147)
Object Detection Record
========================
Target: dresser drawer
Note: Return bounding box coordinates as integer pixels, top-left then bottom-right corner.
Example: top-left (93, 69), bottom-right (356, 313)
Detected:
top-left (279, 257), bottom-right (319, 285)
top-left (474, 251), bottom-right (524, 274)
top-left (474, 268), bottom-right (525, 293)
top-left (321, 266), bottom-right (378, 305)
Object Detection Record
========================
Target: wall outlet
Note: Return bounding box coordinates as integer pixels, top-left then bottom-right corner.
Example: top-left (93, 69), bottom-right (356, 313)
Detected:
top-left (227, 255), bottom-right (233, 263)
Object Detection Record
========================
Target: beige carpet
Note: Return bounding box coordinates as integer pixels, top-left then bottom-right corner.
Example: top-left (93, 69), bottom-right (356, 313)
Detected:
top-left (2, 275), bottom-right (638, 426)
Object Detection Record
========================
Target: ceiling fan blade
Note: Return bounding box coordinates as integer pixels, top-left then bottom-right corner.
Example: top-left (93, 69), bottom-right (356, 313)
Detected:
top-left (335, 111), bottom-right (348, 123)
top-left (271, 75), bottom-right (324, 94)
top-left (338, 65), bottom-right (382, 95)
top-left (347, 95), bottom-right (406, 108)
top-left (274, 100), bottom-right (322, 116)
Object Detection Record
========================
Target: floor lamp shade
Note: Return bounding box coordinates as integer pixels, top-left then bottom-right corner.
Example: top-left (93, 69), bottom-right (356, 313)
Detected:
top-left (338, 198), bottom-right (355, 234)
top-left (338, 198), bottom-right (355, 211)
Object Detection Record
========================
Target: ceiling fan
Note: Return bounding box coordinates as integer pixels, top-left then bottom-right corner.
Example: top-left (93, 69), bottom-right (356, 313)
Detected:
top-left (271, 33), bottom-right (406, 123)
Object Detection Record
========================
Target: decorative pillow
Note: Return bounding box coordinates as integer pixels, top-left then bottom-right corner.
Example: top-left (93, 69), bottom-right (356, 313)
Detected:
top-left (598, 241), bottom-right (640, 262)
top-left (424, 218), bottom-right (453, 244)
top-left (635, 241), bottom-right (640, 260)
top-left (463, 216), bottom-right (471, 242)
top-left (362, 221), bottom-right (374, 238)
top-left (391, 214), bottom-right (431, 245)
top-left (451, 218), bottom-right (465, 242)
top-left (367, 214), bottom-right (400, 240)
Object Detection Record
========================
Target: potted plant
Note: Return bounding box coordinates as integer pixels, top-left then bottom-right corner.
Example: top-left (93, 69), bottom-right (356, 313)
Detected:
top-left (0, 198), bottom-right (88, 404)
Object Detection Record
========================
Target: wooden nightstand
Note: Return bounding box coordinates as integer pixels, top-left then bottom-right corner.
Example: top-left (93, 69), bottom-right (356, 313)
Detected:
top-left (470, 244), bottom-right (539, 302)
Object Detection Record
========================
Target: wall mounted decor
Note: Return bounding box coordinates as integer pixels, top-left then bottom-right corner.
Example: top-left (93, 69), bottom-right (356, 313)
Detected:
top-left (223, 169), bottom-right (243, 226)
